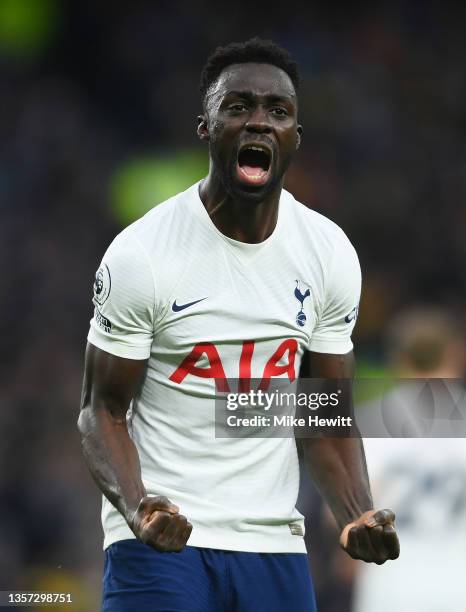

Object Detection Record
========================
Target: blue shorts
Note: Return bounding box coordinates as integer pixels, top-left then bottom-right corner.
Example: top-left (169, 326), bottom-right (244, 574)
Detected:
top-left (102, 539), bottom-right (317, 612)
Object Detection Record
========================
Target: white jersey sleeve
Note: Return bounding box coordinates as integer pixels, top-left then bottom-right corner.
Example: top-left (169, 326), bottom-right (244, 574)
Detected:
top-left (87, 228), bottom-right (155, 360)
top-left (308, 230), bottom-right (361, 354)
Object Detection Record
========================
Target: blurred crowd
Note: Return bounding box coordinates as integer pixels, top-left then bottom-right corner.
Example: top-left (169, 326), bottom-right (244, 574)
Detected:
top-left (0, 1), bottom-right (464, 609)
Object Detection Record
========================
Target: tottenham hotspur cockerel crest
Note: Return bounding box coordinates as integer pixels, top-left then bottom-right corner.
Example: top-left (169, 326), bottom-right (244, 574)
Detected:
top-left (294, 280), bottom-right (311, 327)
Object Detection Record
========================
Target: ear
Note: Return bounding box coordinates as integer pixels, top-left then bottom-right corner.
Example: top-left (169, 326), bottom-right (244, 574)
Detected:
top-left (197, 115), bottom-right (209, 141)
top-left (296, 124), bottom-right (303, 150)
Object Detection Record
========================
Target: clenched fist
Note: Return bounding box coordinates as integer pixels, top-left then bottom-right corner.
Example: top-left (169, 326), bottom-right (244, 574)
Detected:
top-left (130, 495), bottom-right (193, 552)
top-left (340, 508), bottom-right (400, 564)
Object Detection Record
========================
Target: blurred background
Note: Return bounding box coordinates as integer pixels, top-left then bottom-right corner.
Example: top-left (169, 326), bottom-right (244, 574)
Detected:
top-left (0, 0), bottom-right (464, 609)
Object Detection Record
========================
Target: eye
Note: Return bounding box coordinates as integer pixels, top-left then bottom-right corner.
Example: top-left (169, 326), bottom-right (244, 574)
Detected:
top-left (228, 103), bottom-right (247, 113)
top-left (270, 107), bottom-right (288, 116)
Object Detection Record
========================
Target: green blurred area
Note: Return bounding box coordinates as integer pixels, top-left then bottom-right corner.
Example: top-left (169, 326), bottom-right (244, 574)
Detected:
top-left (355, 361), bottom-right (388, 379)
top-left (109, 150), bottom-right (208, 225)
top-left (0, 0), bottom-right (60, 58)
top-left (354, 361), bottom-right (393, 404)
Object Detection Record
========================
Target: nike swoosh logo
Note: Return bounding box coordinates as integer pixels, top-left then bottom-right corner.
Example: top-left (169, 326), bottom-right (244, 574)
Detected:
top-left (345, 307), bottom-right (358, 323)
top-left (172, 297), bottom-right (207, 312)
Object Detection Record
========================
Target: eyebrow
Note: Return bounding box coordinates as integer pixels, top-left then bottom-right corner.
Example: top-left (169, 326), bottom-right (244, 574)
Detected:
top-left (223, 90), bottom-right (295, 103)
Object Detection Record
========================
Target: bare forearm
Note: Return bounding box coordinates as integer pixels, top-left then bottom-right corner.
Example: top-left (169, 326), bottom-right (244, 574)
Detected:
top-left (301, 437), bottom-right (372, 530)
top-left (78, 408), bottom-right (146, 527)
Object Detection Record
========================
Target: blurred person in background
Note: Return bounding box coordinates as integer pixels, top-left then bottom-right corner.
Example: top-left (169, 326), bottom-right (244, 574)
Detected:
top-left (78, 38), bottom-right (399, 612)
top-left (353, 308), bottom-right (466, 612)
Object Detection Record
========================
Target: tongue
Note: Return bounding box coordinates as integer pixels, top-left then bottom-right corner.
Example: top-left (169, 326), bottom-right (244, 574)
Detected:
top-left (241, 165), bottom-right (267, 178)
top-left (237, 163), bottom-right (269, 186)
top-left (242, 165), bottom-right (265, 176)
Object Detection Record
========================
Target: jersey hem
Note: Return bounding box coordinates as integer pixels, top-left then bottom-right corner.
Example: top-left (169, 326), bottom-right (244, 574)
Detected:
top-left (308, 338), bottom-right (353, 354)
top-left (87, 328), bottom-right (151, 360)
top-left (103, 526), bottom-right (307, 554)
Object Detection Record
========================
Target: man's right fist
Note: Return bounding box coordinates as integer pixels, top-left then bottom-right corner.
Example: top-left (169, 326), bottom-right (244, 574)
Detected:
top-left (130, 495), bottom-right (193, 552)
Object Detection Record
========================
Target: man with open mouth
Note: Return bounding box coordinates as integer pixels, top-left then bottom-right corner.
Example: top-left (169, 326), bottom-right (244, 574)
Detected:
top-left (79, 38), bottom-right (400, 612)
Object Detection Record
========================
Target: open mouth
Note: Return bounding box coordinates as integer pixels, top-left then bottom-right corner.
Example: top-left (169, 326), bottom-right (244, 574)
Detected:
top-left (236, 144), bottom-right (272, 186)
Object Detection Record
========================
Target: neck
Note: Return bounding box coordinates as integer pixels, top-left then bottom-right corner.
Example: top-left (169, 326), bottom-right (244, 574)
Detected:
top-left (199, 168), bottom-right (283, 244)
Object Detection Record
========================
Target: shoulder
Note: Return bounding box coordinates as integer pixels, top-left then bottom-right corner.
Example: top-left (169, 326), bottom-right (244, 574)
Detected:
top-left (120, 182), bottom-right (199, 257)
top-left (98, 182), bottom-right (203, 308)
top-left (282, 189), bottom-right (358, 259)
top-left (96, 201), bottom-right (172, 290)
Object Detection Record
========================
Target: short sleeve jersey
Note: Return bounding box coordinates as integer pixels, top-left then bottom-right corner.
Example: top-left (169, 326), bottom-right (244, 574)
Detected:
top-left (88, 182), bottom-right (361, 552)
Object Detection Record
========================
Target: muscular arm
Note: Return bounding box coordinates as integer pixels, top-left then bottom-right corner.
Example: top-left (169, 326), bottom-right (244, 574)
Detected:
top-left (300, 351), bottom-right (372, 528)
top-left (300, 351), bottom-right (399, 563)
top-left (78, 342), bottom-right (192, 551)
top-left (78, 342), bottom-right (149, 523)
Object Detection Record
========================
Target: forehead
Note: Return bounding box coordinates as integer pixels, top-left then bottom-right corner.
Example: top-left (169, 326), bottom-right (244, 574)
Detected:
top-left (211, 62), bottom-right (296, 100)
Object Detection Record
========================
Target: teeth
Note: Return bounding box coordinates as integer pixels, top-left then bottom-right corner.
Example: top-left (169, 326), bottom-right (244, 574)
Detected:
top-left (243, 145), bottom-right (269, 155)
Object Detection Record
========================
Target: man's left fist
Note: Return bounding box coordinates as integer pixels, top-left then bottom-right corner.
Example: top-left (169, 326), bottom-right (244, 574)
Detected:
top-left (340, 508), bottom-right (400, 564)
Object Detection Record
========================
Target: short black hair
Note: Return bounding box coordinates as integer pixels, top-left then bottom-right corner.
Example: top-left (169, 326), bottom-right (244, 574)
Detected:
top-left (199, 37), bottom-right (300, 100)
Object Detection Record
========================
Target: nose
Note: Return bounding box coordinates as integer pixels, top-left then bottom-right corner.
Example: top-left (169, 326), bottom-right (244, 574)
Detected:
top-left (245, 106), bottom-right (272, 134)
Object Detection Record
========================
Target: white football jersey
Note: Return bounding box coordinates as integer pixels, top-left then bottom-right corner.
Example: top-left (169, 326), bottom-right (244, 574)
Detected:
top-left (88, 181), bottom-right (361, 552)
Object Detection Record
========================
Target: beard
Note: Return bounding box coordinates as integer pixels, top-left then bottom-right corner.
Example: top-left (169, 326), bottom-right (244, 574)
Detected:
top-left (208, 139), bottom-right (294, 204)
